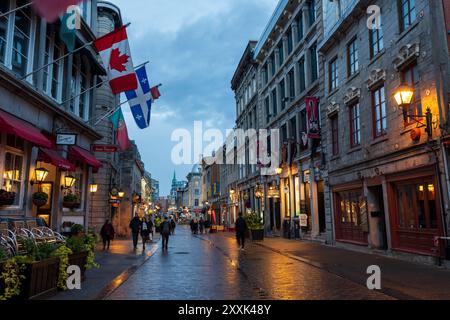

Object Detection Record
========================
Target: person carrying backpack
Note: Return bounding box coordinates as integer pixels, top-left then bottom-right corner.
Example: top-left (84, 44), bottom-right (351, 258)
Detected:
top-left (160, 216), bottom-right (171, 251)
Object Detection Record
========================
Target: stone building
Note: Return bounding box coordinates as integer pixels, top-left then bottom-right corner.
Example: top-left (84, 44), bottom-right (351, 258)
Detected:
top-left (319, 0), bottom-right (450, 262)
top-left (116, 140), bottom-right (145, 236)
top-left (0, 0), bottom-right (104, 230)
top-left (230, 41), bottom-right (262, 222)
top-left (253, 0), bottom-right (328, 241)
top-left (89, 0), bottom-right (123, 232)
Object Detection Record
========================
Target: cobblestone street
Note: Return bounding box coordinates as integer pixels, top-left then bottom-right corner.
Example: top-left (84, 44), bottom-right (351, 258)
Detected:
top-left (106, 226), bottom-right (391, 300)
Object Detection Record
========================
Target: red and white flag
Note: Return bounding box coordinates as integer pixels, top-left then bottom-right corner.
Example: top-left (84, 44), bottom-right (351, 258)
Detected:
top-left (151, 85), bottom-right (161, 100)
top-left (94, 26), bottom-right (138, 95)
top-left (32, 0), bottom-right (82, 23)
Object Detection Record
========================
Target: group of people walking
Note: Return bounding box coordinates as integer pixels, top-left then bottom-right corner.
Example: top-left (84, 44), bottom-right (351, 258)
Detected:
top-left (99, 212), bottom-right (248, 253)
top-left (190, 218), bottom-right (210, 235)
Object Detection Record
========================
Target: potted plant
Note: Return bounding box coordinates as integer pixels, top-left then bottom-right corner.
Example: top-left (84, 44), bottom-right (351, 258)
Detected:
top-left (245, 211), bottom-right (265, 241)
top-left (0, 190), bottom-right (16, 206)
top-left (63, 193), bottom-right (80, 209)
top-left (70, 224), bottom-right (85, 237)
top-left (32, 192), bottom-right (48, 208)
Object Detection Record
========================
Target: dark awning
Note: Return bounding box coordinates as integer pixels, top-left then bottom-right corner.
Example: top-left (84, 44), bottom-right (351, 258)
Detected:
top-left (38, 148), bottom-right (76, 172)
top-left (69, 146), bottom-right (103, 172)
top-left (0, 110), bottom-right (54, 149)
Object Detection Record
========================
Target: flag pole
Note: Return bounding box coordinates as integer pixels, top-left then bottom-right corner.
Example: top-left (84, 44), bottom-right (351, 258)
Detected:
top-left (60, 61), bottom-right (150, 106)
top-left (0, 2), bottom-right (33, 19)
top-left (20, 40), bottom-right (94, 80)
top-left (92, 100), bottom-right (129, 126)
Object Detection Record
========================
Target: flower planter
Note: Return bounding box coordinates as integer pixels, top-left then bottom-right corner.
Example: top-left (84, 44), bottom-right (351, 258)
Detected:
top-left (32, 199), bottom-right (47, 207)
top-left (250, 229), bottom-right (264, 241)
top-left (63, 202), bottom-right (81, 210)
top-left (68, 251), bottom-right (88, 282)
top-left (19, 258), bottom-right (60, 300)
top-left (0, 199), bottom-right (14, 206)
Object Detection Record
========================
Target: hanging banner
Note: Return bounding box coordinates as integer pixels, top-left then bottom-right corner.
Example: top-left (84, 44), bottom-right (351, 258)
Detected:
top-left (306, 97), bottom-right (321, 139)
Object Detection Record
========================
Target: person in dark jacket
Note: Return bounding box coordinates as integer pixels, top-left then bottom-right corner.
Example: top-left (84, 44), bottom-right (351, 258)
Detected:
top-left (235, 212), bottom-right (247, 250)
top-left (170, 217), bottom-right (176, 235)
top-left (199, 218), bottom-right (205, 234)
top-left (160, 216), bottom-right (171, 251)
top-left (100, 220), bottom-right (115, 250)
top-left (129, 214), bottom-right (141, 251)
top-left (141, 217), bottom-right (152, 250)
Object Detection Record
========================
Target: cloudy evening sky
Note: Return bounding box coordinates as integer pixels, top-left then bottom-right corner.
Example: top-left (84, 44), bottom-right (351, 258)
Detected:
top-left (109, 0), bottom-right (278, 195)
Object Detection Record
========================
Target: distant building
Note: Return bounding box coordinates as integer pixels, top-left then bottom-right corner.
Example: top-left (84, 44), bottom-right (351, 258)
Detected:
top-left (169, 170), bottom-right (187, 206)
top-left (150, 178), bottom-right (159, 202)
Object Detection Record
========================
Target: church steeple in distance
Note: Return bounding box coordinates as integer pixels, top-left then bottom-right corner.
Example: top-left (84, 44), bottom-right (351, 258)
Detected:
top-left (172, 170), bottom-right (176, 185)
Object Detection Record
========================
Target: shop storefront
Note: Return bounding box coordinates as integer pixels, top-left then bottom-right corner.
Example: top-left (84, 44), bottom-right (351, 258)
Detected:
top-left (333, 183), bottom-right (369, 246)
top-left (387, 167), bottom-right (444, 257)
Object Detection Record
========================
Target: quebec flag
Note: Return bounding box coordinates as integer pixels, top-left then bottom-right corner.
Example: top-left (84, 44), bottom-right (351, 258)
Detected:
top-left (125, 66), bottom-right (152, 129)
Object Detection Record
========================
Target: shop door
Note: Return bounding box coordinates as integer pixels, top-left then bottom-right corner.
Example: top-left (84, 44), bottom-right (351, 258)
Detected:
top-left (36, 182), bottom-right (53, 227)
top-left (269, 198), bottom-right (275, 231)
top-left (274, 198), bottom-right (281, 230)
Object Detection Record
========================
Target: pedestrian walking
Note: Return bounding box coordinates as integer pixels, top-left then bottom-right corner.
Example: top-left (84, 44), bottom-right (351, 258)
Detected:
top-left (193, 219), bottom-right (199, 235)
top-left (100, 220), bottom-right (115, 250)
top-left (170, 217), bottom-right (176, 235)
top-left (199, 218), bottom-right (205, 234)
top-left (129, 214), bottom-right (141, 251)
top-left (160, 216), bottom-right (171, 251)
top-left (190, 219), bottom-right (195, 234)
top-left (148, 217), bottom-right (154, 241)
top-left (141, 217), bottom-right (152, 250)
top-left (204, 219), bottom-right (211, 234)
top-left (235, 212), bottom-right (247, 251)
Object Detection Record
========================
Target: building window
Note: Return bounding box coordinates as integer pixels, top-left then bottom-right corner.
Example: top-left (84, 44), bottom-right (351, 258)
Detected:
top-left (79, 65), bottom-right (90, 120)
top-left (309, 44), bottom-right (318, 83)
top-left (350, 103), bottom-right (361, 147)
top-left (289, 116), bottom-right (297, 141)
top-left (395, 179), bottom-right (438, 230)
top-left (265, 96), bottom-right (270, 123)
top-left (194, 199), bottom-right (199, 207)
top-left (270, 54), bottom-right (275, 77)
top-left (0, 1), bottom-right (10, 64)
top-left (372, 85), bottom-right (387, 137)
top-left (369, 17), bottom-right (384, 58)
top-left (329, 57), bottom-right (339, 91)
top-left (263, 64), bottom-right (268, 85)
top-left (271, 88), bottom-right (277, 116)
top-left (331, 115), bottom-right (339, 156)
top-left (298, 57), bottom-right (306, 93)
top-left (288, 68), bottom-right (295, 99)
top-left (280, 79), bottom-right (286, 110)
top-left (347, 38), bottom-right (359, 77)
top-left (69, 59), bottom-right (79, 113)
top-left (1, 134), bottom-right (26, 208)
top-left (277, 41), bottom-right (284, 67)
top-left (43, 31), bottom-right (64, 102)
top-left (308, 0), bottom-right (316, 26)
top-left (287, 28), bottom-right (293, 55)
top-left (297, 14), bottom-right (304, 42)
top-left (12, 0), bottom-right (33, 77)
top-left (399, 0), bottom-right (416, 32)
top-left (401, 63), bottom-right (421, 125)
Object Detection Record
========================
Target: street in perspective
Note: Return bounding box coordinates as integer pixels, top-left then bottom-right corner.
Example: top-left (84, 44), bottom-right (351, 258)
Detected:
top-left (2, 0), bottom-right (450, 308)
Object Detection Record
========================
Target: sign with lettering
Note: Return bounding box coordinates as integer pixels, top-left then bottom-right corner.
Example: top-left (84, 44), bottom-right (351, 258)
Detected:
top-left (306, 97), bottom-right (321, 139)
top-left (91, 145), bottom-right (119, 153)
top-left (300, 214), bottom-right (308, 227)
top-left (56, 133), bottom-right (77, 145)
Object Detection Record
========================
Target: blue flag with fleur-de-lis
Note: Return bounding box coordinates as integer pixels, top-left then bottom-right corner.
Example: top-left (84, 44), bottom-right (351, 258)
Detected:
top-left (125, 65), bottom-right (152, 129)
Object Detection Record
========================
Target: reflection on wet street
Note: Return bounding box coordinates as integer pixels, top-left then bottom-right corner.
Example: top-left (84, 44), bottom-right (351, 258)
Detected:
top-left (107, 226), bottom-right (391, 300)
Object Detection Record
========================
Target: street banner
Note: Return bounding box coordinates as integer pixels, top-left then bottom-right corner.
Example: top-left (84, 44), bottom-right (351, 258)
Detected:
top-left (32, 0), bottom-right (81, 23)
top-left (94, 26), bottom-right (138, 94)
top-left (125, 65), bottom-right (153, 129)
top-left (306, 97), bottom-right (321, 139)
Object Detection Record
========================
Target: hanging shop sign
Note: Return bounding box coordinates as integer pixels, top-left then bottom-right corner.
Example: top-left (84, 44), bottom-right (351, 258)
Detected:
top-left (91, 144), bottom-right (119, 153)
top-left (306, 97), bottom-right (321, 139)
top-left (267, 187), bottom-right (280, 198)
top-left (56, 133), bottom-right (77, 146)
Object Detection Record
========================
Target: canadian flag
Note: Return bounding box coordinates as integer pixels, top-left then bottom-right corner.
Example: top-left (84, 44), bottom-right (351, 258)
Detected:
top-left (94, 26), bottom-right (138, 95)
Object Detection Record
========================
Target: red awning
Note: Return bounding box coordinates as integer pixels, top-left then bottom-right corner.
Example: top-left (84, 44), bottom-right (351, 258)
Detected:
top-left (69, 146), bottom-right (103, 171)
top-left (0, 110), bottom-right (53, 149)
top-left (38, 148), bottom-right (76, 172)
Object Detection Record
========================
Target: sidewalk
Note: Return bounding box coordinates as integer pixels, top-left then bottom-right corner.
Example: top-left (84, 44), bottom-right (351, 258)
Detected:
top-left (48, 235), bottom-right (160, 300)
top-left (210, 232), bottom-right (450, 300)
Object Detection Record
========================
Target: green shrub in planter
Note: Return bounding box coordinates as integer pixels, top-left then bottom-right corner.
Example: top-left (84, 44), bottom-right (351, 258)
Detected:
top-left (70, 224), bottom-right (85, 236)
top-left (244, 211), bottom-right (264, 230)
top-left (32, 192), bottom-right (49, 207)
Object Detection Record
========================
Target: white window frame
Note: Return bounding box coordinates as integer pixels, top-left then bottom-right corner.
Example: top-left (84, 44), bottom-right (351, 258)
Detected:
top-left (43, 31), bottom-right (64, 102)
top-left (0, 133), bottom-right (27, 210)
top-left (3, 0), bottom-right (36, 83)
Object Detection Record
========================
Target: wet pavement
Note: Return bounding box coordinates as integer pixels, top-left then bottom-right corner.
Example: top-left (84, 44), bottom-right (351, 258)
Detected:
top-left (106, 226), bottom-right (391, 300)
